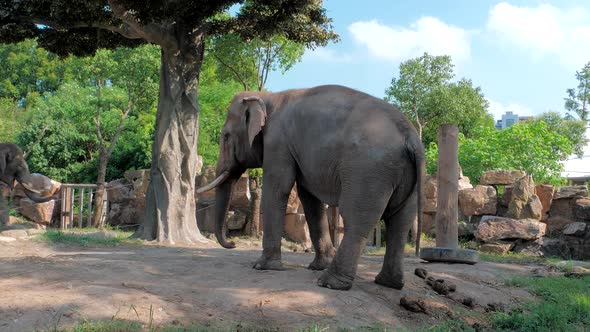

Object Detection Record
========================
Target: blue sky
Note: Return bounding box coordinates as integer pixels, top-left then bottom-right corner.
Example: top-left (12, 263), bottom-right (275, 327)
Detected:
top-left (266, 0), bottom-right (590, 122)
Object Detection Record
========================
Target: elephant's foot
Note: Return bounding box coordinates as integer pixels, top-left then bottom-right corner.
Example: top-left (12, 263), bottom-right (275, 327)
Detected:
top-left (375, 271), bottom-right (404, 290)
top-left (252, 257), bottom-right (284, 270)
top-left (307, 256), bottom-right (332, 270)
top-left (317, 270), bottom-right (353, 290)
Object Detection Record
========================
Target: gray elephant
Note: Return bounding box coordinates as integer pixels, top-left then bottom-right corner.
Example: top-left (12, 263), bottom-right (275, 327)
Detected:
top-left (198, 85), bottom-right (424, 291)
top-left (0, 143), bottom-right (57, 227)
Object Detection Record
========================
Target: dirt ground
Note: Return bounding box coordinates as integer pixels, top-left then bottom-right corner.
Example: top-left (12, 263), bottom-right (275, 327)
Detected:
top-left (0, 237), bottom-right (538, 331)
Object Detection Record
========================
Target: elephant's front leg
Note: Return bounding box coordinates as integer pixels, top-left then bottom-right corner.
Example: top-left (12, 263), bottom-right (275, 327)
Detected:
top-left (253, 166), bottom-right (295, 270)
top-left (0, 189), bottom-right (8, 228)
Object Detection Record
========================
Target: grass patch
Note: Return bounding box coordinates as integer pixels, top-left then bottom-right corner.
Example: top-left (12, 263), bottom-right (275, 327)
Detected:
top-left (478, 251), bottom-right (549, 264)
top-left (491, 275), bottom-right (590, 331)
top-left (38, 228), bottom-right (140, 246)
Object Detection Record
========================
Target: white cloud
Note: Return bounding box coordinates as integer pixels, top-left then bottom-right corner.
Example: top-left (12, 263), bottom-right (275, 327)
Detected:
top-left (348, 17), bottom-right (472, 63)
top-left (487, 98), bottom-right (534, 121)
top-left (487, 2), bottom-right (590, 69)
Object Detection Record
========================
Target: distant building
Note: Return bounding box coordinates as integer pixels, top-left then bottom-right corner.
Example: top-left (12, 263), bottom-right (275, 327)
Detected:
top-left (495, 111), bottom-right (534, 129)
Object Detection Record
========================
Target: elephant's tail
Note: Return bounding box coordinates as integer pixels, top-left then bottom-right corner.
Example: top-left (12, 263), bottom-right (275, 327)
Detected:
top-left (406, 136), bottom-right (425, 257)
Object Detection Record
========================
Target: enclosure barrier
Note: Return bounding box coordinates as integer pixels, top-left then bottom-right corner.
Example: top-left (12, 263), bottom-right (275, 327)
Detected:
top-left (59, 184), bottom-right (107, 229)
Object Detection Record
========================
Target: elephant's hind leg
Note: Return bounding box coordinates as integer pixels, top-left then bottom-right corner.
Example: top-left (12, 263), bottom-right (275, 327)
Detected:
top-left (375, 190), bottom-right (417, 289)
top-left (0, 190), bottom-right (8, 228)
top-left (296, 184), bottom-right (336, 270)
top-left (317, 181), bottom-right (392, 290)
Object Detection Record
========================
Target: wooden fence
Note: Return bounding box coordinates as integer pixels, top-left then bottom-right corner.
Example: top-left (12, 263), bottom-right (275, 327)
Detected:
top-left (59, 184), bottom-right (108, 229)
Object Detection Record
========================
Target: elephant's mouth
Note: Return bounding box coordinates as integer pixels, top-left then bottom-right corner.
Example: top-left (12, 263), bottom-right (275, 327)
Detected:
top-left (196, 171), bottom-right (230, 193)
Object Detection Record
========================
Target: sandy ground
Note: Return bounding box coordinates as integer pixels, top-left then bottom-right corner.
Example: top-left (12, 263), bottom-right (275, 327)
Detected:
top-left (0, 237), bottom-right (537, 331)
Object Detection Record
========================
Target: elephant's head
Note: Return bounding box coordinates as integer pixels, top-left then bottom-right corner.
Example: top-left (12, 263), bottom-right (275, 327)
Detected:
top-left (0, 143), bottom-right (56, 203)
top-left (197, 94), bottom-right (267, 249)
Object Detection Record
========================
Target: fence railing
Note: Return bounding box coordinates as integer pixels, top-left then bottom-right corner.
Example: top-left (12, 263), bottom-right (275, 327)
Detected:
top-left (59, 184), bottom-right (108, 229)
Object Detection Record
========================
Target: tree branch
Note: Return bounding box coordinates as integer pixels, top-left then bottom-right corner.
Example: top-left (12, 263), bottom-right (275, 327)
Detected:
top-left (106, 100), bottom-right (133, 157)
top-left (23, 124), bottom-right (48, 159)
top-left (213, 53), bottom-right (249, 91)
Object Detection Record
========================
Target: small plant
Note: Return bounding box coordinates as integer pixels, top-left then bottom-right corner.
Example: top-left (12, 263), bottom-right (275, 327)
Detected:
top-left (38, 228), bottom-right (140, 246)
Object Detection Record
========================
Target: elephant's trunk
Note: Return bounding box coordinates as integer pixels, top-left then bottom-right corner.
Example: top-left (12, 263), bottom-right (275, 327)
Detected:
top-left (214, 178), bottom-right (237, 249)
top-left (17, 179), bottom-right (57, 203)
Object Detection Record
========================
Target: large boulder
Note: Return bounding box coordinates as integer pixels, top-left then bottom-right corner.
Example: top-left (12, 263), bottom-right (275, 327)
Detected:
top-left (106, 179), bottom-right (133, 203)
top-left (227, 210), bottom-right (249, 231)
top-left (574, 197), bottom-right (590, 221)
top-left (18, 198), bottom-right (58, 225)
top-left (479, 170), bottom-right (526, 185)
top-left (458, 185), bottom-right (497, 216)
top-left (13, 173), bottom-right (61, 198)
top-left (423, 175), bottom-right (437, 199)
top-left (479, 241), bottom-right (515, 254)
top-left (230, 174), bottom-right (251, 209)
top-left (106, 197), bottom-right (145, 226)
top-left (474, 216), bottom-right (546, 242)
top-left (421, 213), bottom-right (436, 237)
top-left (424, 198), bottom-right (437, 213)
top-left (535, 184), bottom-right (554, 219)
top-left (561, 231), bottom-right (590, 260)
top-left (513, 238), bottom-right (562, 257)
top-left (195, 166), bottom-right (217, 204)
top-left (507, 175), bottom-right (542, 220)
top-left (123, 169), bottom-right (150, 198)
top-left (286, 186), bottom-right (301, 214)
top-left (545, 216), bottom-right (575, 236)
top-left (554, 186), bottom-right (588, 200)
top-left (196, 202), bottom-right (216, 233)
top-left (563, 222), bottom-right (587, 237)
top-left (284, 213), bottom-right (311, 249)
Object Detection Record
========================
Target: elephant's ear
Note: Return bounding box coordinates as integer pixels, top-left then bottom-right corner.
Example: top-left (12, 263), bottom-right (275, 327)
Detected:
top-left (243, 96), bottom-right (267, 147)
top-left (0, 147), bottom-right (11, 174)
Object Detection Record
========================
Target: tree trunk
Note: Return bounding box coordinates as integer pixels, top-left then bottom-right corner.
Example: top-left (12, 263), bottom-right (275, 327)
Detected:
top-left (434, 124), bottom-right (459, 248)
top-left (92, 151), bottom-right (108, 228)
top-left (134, 37), bottom-right (207, 244)
top-left (246, 179), bottom-right (262, 236)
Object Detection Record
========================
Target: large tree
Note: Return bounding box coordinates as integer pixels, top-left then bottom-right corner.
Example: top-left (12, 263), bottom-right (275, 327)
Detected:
top-left (565, 61), bottom-right (590, 124)
top-left (1, 1), bottom-right (337, 244)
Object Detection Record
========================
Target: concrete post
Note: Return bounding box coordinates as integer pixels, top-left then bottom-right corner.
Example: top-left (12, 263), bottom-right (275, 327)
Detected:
top-left (435, 124), bottom-right (459, 248)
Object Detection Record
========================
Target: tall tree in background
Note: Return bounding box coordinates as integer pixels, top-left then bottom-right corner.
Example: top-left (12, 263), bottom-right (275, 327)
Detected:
top-left (384, 53), bottom-right (454, 139)
top-left (1, 0), bottom-right (337, 244)
top-left (209, 34), bottom-right (304, 91)
top-left (385, 53), bottom-right (493, 146)
top-left (565, 62), bottom-right (590, 124)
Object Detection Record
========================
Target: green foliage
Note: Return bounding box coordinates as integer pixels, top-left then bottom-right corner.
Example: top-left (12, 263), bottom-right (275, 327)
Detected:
top-left (492, 276), bottom-right (590, 331)
top-left (39, 228), bottom-right (139, 246)
top-left (426, 121), bottom-right (574, 185)
top-left (565, 61), bottom-right (590, 123)
top-left (384, 53), bottom-right (493, 146)
top-left (0, 97), bottom-right (23, 141)
top-left (208, 33), bottom-right (305, 91)
top-left (534, 112), bottom-right (588, 158)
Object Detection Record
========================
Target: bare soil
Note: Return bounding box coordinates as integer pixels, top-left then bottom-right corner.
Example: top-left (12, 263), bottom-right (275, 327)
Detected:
top-left (0, 237), bottom-right (538, 331)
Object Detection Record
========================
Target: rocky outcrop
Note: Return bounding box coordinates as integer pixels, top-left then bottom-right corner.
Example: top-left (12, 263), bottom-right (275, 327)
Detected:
top-left (284, 213), bottom-right (312, 249)
top-left (474, 217), bottom-right (546, 242)
top-left (506, 175), bottom-right (542, 220)
top-left (106, 173), bottom-right (148, 226)
top-left (479, 170), bottom-right (526, 185)
top-left (563, 222), bottom-right (587, 237)
top-left (553, 186), bottom-right (588, 200)
top-left (459, 185), bottom-right (497, 216)
top-left (19, 198), bottom-right (58, 225)
top-left (535, 184), bottom-right (554, 219)
top-left (575, 197), bottom-right (590, 220)
top-left (513, 238), bottom-right (563, 257)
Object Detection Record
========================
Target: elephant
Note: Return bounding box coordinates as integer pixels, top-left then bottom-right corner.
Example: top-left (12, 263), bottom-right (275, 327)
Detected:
top-left (0, 143), bottom-right (57, 227)
top-left (198, 85), bottom-right (424, 291)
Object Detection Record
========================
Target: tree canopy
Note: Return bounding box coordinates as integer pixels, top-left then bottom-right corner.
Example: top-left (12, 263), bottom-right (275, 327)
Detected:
top-left (384, 52), bottom-right (493, 145)
top-left (565, 61), bottom-right (590, 124)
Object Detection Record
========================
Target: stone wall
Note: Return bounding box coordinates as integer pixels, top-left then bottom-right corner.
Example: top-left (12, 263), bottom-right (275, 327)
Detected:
top-left (427, 169), bottom-right (590, 260)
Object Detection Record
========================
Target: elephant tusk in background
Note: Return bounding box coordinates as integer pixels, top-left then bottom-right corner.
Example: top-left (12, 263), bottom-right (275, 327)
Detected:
top-left (19, 181), bottom-right (42, 194)
top-left (196, 171), bottom-right (230, 193)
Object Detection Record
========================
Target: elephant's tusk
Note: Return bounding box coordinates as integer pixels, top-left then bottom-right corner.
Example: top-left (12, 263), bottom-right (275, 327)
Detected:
top-left (197, 171), bottom-right (230, 193)
top-left (19, 181), bottom-right (42, 194)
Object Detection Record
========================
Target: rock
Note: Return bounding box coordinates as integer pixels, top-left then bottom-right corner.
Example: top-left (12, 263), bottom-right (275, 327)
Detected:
top-left (195, 166), bottom-right (217, 203)
top-left (574, 197), bottom-right (590, 220)
top-left (421, 213), bottom-right (436, 237)
top-left (480, 170), bottom-right (526, 185)
top-left (18, 198), bottom-right (58, 225)
top-left (106, 179), bottom-right (133, 203)
top-left (284, 213), bottom-right (311, 248)
top-left (507, 175), bottom-right (542, 220)
top-left (0, 229), bottom-right (28, 238)
top-left (196, 202), bottom-right (216, 233)
top-left (0, 236), bottom-right (16, 242)
top-left (554, 186), bottom-right (588, 200)
top-left (545, 216), bottom-right (574, 236)
top-left (196, 155), bottom-right (203, 175)
top-left (286, 186), bottom-right (301, 214)
top-left (500, 186), bottom-right (513, 208)
top-left (423, 175), bottom-right (437, 199)
top-left (26, 228), bottom-right (45, 235)
top-left (513, 238), bottom-right (562, 257)
top-left (535, 184), bottom-right (554, 219)
top-left (84, 230), bottom-right (118, 239)
top-left (459, 185), bottom-right (497, 216)
top-left (563, 222), bottom-right (587, 237)
top-left (227, 210), bottom-right (248, 230)
top-left (474, 217), bottom-right (546, 242)
top-left (561, 234), bottom-right (590, 260)
top-left (106, 198), bottom-right (145, 226)
top-left (479, 241), bottom-right (516, 254)
top-left (400, 296), bottom-right (427, 313)
top-left (549, 198), bottom-right (575, 221)
top-left (123, 169), bottom-right (150, 198)
top-left (230, 174), bottom-right (251, 209)
top-left (424, 198), bottom-right (437, 213)
top-left (458, 174), bottom-right (473, 190)
top-left (414, 268), bottom-right (428, 279)
top-left (13, 173), bottom-right (61, 198)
